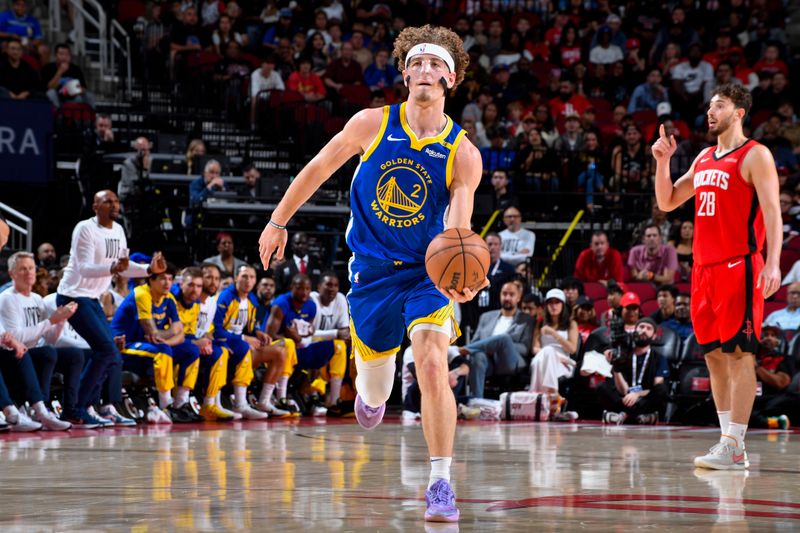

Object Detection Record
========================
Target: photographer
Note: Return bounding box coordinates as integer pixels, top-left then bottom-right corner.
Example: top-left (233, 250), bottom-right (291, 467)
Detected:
top-left (599, 317), bottom-right (669, 425)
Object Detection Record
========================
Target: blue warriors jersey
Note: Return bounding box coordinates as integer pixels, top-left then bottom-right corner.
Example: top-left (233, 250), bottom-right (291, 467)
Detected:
top-left (346, 102), bottom-right (467, 264)
top-left (213, 284), bottom-right (259, 342)
top-left (111, 284), bottom-right (180, 341)
top-left (272, 292), bottom-right (317, 336)
top-left (170, 283), bottom-right (200, 339)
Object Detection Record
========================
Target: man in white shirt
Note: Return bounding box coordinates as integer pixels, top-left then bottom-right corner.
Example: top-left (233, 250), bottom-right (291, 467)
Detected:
top-left (499, 206), bottom-right (535, 266)
top-left (763, 282), bottom-right (800, 330)
top-left (589, 27), bottom-right (624, 65)
top-left (310, 271), bottom-right (350, 408)
top-left (56, 190), bottom-right (166, 428)
top-left (0, 217), bottom-right (47, 431)
top-left (193, 262), bottom-right (239, 421)
top-left (670, 43), bottom-right (714, 118)
top-left (459, 281), bottom-right (535, 398)
top-left (250, 55), bottom-right (285, 127)
top-left (0, 251), bottom-right (75, 430)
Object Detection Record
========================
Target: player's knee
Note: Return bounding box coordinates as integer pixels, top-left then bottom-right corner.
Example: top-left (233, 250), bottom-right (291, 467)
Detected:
top-left (415, 354), bottom-right (449, 390)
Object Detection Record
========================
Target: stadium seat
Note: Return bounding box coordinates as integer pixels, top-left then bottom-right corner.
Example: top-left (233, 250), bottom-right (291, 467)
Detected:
top-left (764, 300), bottom-right (785, 318)
top-left (771, 285), bottom-right (788, 303)
top-left (339, 84), bottom-right (371, 107)
top-left (654, 325), bottom-right (681, 373)
top-left (594, 299), bottom-right (609, 317)
top-left (583, 282), bottom-right (607, 301)
top-left (679, 334), bottom-right (706, 366)
top-left (626, 282), bottom-right (657, 302)
top-left (780, 250), bottom-right (800, 277)
top-left (675, 282), bottom-right (691, 295)
top-left (640, 299), bottom-right (659, 316)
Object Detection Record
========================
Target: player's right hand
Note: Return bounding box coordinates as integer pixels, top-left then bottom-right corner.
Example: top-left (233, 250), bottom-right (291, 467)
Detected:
top-left (651, 124), bottom-right (677, 162)
top-left (259, 222), bottom-right (288, 269)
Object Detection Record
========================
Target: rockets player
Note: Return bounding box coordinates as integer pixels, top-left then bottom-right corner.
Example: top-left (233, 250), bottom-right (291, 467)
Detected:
top-left (653, 83), bottom-right (781, 469)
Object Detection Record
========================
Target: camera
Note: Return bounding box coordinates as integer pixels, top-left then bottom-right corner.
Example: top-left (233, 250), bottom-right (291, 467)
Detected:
top-left (608, 310), bottom-right (635, 363)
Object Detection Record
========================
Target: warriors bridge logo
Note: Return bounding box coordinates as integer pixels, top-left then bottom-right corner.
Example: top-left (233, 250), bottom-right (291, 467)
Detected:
top-left (371, 158), bottom-right (433, 228)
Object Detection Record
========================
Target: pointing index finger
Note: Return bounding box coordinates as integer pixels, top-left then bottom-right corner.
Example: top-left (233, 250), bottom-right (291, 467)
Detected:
top-left (659, 124), bottom-right (666, 139)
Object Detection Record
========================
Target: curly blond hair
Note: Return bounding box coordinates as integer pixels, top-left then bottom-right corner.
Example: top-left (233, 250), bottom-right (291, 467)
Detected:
top-left (392, 25), bottom-right (469, 88)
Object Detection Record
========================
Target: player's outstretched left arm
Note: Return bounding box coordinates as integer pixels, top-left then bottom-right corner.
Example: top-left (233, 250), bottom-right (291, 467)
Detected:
top-left (258, 107), bottom-right (384, 268)
top-left (746, 144), bottom-right (782, 298)
top-left (442, 137), bottom-right (489, 303)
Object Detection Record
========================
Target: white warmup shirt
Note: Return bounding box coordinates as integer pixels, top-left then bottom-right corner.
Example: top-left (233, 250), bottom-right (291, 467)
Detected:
top-left (43, 293), bottom-right (90, 349)
top-left (499, 227), bottom-right (536, 266)
top-left (58, 217), bottom-right (150, 299)
top-left (0, 287), bottom-right (63, 348)
top-left (310, 291), bottom-right (349, 340)
top-left (670, 60), bottom-right (714, 95)
top-left (196, 294), bottom-right (218, 338)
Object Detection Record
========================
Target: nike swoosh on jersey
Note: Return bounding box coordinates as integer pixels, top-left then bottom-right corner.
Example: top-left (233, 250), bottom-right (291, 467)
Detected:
top-left (728, 261), bottom-right (742, 268)
top-left (387, 134), bottom-right (406, 141)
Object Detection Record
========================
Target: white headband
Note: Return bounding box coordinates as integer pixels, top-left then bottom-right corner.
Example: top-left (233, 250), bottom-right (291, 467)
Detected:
top-left (405, 42), bottom-right (455, 73)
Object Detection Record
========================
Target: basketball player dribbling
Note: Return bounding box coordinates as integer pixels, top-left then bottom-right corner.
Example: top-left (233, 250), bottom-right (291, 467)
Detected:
top-left (652, 83), bottom-right (781, 469)
top-left (258, 26), bottom-right (487, 521)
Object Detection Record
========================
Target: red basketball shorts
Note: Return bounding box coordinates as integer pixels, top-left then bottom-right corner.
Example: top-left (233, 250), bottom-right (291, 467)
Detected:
top-left (691, 252), bottom-right (764, 354)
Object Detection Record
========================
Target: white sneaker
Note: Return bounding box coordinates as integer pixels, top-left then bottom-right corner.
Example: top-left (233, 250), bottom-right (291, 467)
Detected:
top-left (146, 406), bottom-right (173, 425)
top-left (311, 405), bottom-right (328, 417)
top-left (87, 405), bottom-right (114, 427)
top-left (33, 409), bottom-right (72, 431)
top-left (8, 411), bottom-right (42, 432)
top-left (602, 410), bottom-right (627, 425)
top-left (232, 402), bottom-right (268, 420)
top-left (255, 402), bottom-right (291, 418)
top-left (99, 404), bottom-right (137, 426)
top-left (694, 441), bottom-right (748, 470)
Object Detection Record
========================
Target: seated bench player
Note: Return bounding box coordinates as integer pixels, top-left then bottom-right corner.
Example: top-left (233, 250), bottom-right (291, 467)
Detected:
top-left (111, 264), bottom-right (198, 423)
top-left (266, 273), bottom-right (346, 415)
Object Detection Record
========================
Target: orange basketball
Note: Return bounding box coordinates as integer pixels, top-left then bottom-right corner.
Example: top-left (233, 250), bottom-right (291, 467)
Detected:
top-left (425, 228), bottom-right (490, 293)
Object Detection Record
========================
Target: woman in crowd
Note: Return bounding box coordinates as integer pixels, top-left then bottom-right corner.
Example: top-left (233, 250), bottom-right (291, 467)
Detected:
top-left (669, 220), bottom-right (694, 282)
top-left (529, 289), bottom-right (579, 397)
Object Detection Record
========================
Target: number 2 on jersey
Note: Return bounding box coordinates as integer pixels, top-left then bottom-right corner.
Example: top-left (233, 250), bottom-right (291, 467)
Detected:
top-left (698, 191), bottom-right (716, 216)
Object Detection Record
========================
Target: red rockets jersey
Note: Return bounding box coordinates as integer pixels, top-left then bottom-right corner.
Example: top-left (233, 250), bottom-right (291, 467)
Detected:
top-left (692, 139), bottom-right (765, 266)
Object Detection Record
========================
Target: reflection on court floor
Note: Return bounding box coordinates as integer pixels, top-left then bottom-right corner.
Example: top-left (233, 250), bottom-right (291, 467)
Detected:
top-left (0, 419), bottom-right (796, 531)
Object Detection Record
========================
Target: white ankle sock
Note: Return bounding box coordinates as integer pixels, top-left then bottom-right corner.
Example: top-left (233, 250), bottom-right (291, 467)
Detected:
top-left (717, 410), bottom-right (731, 435)
top-left (260, 383), bottom-right (276, 405)
top-left (428, 457), bottom-right (452, 489)
top-left (234, 385), bottom-right (247, 407)
top-left (726, 423), bottom-right (747, 449)
top-left (158, 390), bottom-right (172, 409)
top-left (203, 395), bottom-right (215, 407)
top-left (327, 378), bottom-right (343, 406)
top-left (174, 387), bottom-right (190, 408)
top-left (277, 376), bottom-right (288, 400)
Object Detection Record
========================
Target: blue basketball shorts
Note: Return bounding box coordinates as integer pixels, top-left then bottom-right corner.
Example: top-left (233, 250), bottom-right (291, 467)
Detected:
top-left (346, 254), bottom-right (459, 361)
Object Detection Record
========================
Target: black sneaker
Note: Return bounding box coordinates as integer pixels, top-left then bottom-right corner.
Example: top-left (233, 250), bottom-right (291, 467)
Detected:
top-left (178, 402), bottom-right (204, 422)
top-left (326, 400), bottom-right (355, 418)
top-left (167, 404), bottom-right (195, 423)
top-left (276, 398), bottom-right (301, 416)
top-left (635, 412), bottom-right (658, 425)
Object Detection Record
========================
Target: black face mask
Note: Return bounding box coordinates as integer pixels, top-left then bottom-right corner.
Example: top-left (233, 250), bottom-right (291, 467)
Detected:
top-left (559, 92), bottom-right (571, 102)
